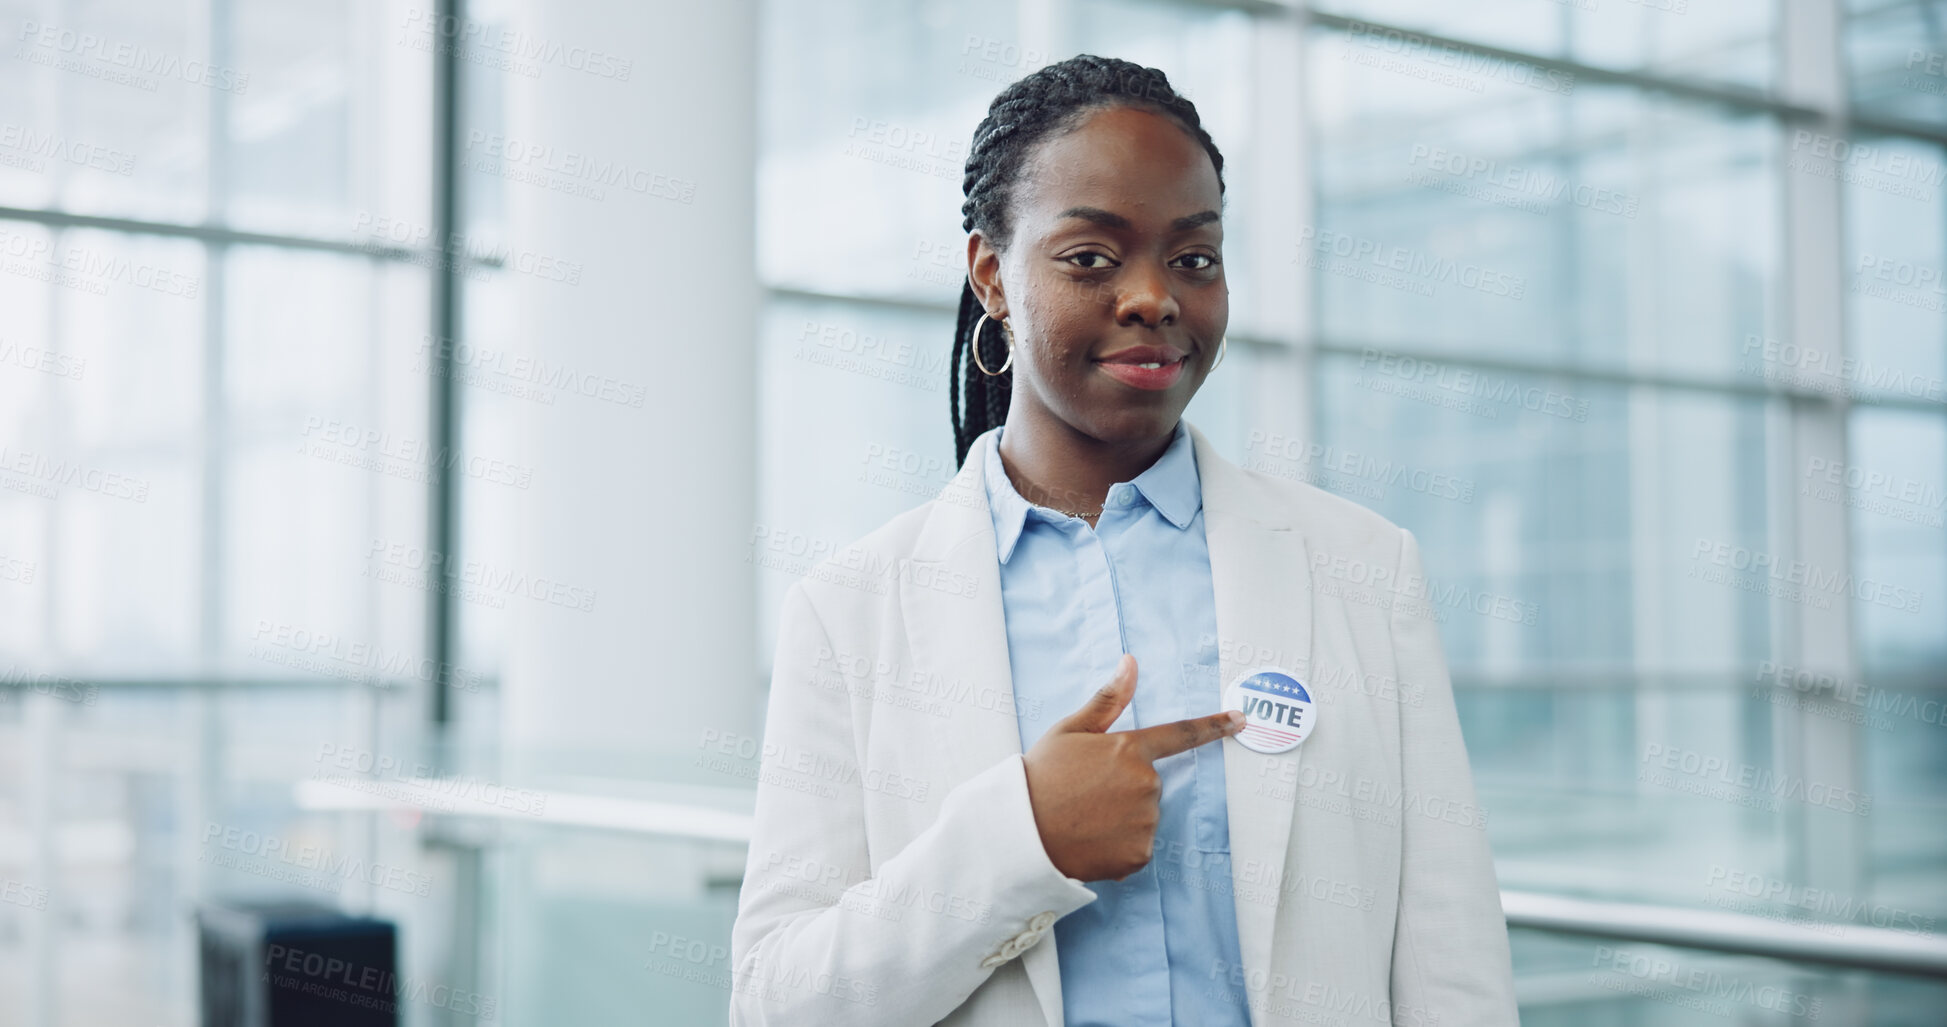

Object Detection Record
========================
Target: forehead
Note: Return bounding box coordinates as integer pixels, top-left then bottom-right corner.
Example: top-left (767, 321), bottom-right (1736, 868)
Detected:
top-left (1014, 105), bottom-right (1222, 226)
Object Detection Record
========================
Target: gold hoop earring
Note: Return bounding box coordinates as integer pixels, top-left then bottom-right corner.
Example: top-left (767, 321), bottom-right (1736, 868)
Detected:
top-left (1210, 336), bottom-right (1227, 372)
top-left (972, 311), bottom-right (1014, 376)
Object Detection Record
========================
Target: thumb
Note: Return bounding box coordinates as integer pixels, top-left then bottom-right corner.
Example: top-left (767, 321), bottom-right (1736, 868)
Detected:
top-left (1053, 653), bottom-right (1136, 734)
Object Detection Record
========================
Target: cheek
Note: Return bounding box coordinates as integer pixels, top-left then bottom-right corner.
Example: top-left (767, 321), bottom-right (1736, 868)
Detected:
top-left (1019, 301), bottom-right (1092, 374)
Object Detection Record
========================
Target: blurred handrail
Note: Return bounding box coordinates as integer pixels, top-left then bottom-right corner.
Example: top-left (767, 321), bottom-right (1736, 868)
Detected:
top-left (1502, 890), bottom-right (1947, 979)
top-left (296, 776), bottom-right (752, 843)
top-left (297, 777), bottom-right (1947, 979)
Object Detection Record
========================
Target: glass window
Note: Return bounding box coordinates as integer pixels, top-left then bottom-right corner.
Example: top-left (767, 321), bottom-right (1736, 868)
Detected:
top-left (1846, 0), bottom-right (1947, 130)
top-left (1309, 0), bottom-right (1777, 91)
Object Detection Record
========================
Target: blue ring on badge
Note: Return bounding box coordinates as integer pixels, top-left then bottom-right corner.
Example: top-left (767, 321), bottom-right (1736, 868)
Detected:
top-left (1222, 666), bottom-right (1316, 754)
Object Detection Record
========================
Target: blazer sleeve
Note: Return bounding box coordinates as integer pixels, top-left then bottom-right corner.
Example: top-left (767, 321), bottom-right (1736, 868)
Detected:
top-left (1385, 528), bottom-right (1520, 1026)
top-left (728, 580), bottom-right (1099, 1026)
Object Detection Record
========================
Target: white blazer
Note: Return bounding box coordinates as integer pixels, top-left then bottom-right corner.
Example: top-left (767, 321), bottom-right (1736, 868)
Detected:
top-left (729, 419), bottom-right (1517, 1027)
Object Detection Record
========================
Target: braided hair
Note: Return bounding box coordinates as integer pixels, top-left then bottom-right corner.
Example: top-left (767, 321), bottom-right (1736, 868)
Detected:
top-left (950, 54), bottom-right (1228, 468)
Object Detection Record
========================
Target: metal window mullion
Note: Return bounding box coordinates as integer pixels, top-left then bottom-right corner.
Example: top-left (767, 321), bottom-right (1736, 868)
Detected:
top-left (426, 0), bottom-right (463, 737)
top-left (1262, 1), bottom-right (1312, 448)
top-left (0, 204), bottom-right (428, 261)
top-left (178, 0), bottom-right (231, 1010)
top-left (1776, 12), bottom-right (1868, 1025)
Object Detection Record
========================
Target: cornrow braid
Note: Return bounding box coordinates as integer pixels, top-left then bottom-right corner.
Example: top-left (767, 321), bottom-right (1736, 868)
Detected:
top-left (949, 53), bottom-right (1227, 468)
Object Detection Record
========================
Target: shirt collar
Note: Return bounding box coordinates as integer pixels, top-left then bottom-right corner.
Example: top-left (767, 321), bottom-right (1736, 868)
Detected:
top-left (980, 420), bottom-right (1202, 564)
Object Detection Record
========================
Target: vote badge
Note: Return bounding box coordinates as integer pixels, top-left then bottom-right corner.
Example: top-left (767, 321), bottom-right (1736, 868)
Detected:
top-left (1222, 667), bottom-right (1316, 754)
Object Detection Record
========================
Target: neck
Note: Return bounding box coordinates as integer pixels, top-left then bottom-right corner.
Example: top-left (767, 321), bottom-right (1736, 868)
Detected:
top-left (996, 411), bottom-right (1177, 519)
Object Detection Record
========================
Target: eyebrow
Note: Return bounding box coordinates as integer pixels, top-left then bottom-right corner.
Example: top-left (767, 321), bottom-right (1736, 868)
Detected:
top-left (1057, 206), bottom-right (1222, 233)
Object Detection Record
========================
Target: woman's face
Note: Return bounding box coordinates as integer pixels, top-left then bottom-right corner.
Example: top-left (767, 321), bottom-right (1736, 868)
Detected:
top-left (971, 104), bottom-right (1227, 445)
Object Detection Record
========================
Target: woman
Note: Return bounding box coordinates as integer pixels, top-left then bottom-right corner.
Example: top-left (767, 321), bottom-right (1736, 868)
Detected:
top-left (730, 55), bottom-right (1516, 1027)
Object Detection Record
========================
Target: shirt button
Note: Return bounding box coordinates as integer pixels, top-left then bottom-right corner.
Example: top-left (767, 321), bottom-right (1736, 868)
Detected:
top-left (1028, 911), bottom-right (1056, 931)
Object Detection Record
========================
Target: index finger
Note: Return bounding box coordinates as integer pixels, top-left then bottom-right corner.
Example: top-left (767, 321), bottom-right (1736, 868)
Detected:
top-left (1123, 710), bottom-right (1245, 762)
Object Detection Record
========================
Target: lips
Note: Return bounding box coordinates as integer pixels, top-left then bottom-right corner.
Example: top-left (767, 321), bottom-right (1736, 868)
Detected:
top-left (1094, 344), bottom-right (1190, 391)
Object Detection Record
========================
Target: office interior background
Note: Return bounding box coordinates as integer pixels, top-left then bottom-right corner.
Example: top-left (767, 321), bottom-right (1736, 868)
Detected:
top-left (0, 0), bottom-right (1943, 1022)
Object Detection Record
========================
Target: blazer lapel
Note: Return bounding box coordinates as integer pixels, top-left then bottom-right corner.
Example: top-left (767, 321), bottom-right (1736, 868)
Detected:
top-left (1188, 421), bottom-right (1314, 1022)
top-left (899, 432), bottom-right (1069, 1027)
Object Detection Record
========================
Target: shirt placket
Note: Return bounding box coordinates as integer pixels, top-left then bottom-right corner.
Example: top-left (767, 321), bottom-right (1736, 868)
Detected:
top-left (1074, 510), bottom-right (1172, 1024)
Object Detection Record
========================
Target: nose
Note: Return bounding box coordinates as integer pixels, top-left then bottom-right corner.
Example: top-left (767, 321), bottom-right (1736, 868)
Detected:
top-left (1113, 262), bottom-right (1179, 328)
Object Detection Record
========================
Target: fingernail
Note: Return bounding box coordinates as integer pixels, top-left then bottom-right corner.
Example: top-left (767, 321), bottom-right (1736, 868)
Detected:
top-left (1227, 711), bottom-right (1245, 729)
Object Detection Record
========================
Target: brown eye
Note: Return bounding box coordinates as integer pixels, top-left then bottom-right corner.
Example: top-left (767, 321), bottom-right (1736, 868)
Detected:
top-left (1067, 252), bottom-right (1115, 270)
top-left (1175, 253), bottom-right (1218, 270)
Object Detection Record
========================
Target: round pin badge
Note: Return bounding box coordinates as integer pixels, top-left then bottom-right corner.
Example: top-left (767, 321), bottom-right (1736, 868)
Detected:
top-left (1222, 667), bottom-right (1316, 754)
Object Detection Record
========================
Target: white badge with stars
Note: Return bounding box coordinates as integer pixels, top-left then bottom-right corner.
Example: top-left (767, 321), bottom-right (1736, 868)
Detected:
top-left (1222, 666), bottom-right (1316, 754)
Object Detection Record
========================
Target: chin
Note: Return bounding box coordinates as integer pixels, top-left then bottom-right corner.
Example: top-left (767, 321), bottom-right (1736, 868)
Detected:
top-left (1077, 404), bottom-right (1185, 444)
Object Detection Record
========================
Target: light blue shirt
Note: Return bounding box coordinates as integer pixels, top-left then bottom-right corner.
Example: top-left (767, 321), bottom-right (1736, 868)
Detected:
top-left (978, 421), bottom-right (1251, 1027)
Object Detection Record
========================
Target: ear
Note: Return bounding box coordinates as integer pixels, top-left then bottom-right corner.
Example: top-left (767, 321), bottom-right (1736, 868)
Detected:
top-left (966, 230), bottom-right (1007, 318)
